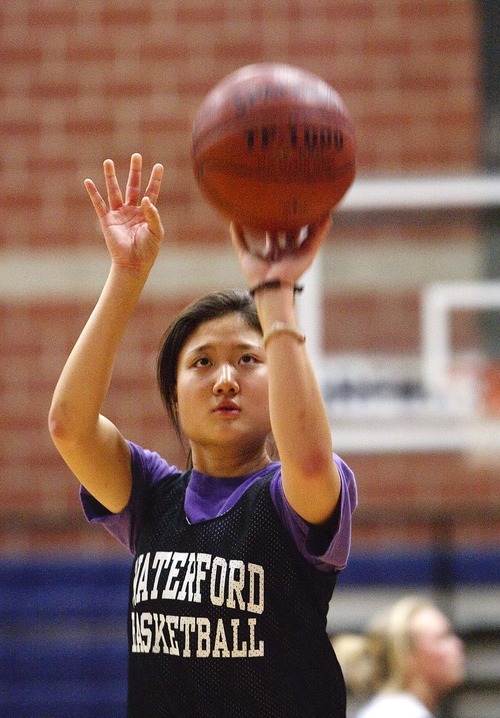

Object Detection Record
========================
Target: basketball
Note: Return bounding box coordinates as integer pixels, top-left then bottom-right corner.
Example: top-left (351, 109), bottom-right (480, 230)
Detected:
top-left (191, 63), bottom-right (356, 233)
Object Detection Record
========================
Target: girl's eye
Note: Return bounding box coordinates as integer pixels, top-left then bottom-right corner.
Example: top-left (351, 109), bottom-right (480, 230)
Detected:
top-left (240, 354), bottom-right (258, 364)
top-left (194, 357), bottom-right (211, 367)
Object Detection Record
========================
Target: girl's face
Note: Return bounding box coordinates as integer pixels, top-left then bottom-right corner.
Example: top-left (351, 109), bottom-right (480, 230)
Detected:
top-left (409, 606), bottom-right (465, 694)
top-left (175, 313), bottom-right (271, 466)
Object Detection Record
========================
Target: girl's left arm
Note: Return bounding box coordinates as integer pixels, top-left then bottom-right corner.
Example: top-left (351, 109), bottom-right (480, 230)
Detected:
top-left (230, 219), bottom-right (340, 525)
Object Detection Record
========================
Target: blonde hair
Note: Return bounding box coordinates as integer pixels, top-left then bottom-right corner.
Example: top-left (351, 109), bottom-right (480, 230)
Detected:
top-left (331, 595), bottom-right (434, 695)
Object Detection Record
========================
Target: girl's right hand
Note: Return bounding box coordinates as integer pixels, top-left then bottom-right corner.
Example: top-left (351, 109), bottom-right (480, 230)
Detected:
top-left (84, 153), bottom-right (164, 275)
top-left (230, 213), bottom-right (331, 290)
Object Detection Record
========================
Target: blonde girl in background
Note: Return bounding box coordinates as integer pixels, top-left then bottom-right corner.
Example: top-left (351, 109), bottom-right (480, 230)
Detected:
top-left (331, 595), bottom-right (465, 718)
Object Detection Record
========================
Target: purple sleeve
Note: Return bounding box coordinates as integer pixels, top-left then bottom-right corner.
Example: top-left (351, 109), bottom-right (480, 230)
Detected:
top-left (80, 441), bottom-right (179, 554)
top-left (269, 454), bottom-right (357, 572)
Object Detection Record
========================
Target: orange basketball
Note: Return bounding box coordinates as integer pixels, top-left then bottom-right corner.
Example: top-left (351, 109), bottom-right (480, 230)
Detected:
top-left (191, 63), bottom-right (356, 232)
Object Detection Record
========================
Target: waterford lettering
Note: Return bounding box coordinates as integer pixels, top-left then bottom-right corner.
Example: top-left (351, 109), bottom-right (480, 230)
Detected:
top-left (132, 551), bottom-right (264, 613)
top-left (131, 551), bottom-right (266, 659)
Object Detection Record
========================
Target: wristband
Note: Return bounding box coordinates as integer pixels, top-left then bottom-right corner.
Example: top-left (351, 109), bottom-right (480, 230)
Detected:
top-left (249, 280), bottom-right (304, 297)
top-left (262, 322), bottom-right (306, 349)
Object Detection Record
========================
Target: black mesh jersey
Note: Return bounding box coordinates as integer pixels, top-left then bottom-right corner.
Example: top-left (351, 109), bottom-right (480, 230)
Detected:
top-left (128, 470), bottom-right (346, 717)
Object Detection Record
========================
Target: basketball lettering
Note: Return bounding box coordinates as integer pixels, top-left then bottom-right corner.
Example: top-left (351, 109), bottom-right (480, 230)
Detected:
top-left (191, 62), bottom-right (356, 232)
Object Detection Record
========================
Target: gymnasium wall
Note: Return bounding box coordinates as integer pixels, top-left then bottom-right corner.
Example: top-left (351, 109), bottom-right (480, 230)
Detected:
top-left (0, 0), bottom-right (496, 555)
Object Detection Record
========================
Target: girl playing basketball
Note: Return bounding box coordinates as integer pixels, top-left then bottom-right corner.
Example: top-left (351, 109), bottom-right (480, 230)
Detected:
top-left (49, 153), bottom-right (357, 717)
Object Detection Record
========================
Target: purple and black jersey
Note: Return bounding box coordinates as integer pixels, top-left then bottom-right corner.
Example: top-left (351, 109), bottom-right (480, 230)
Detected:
top-left (81, 442), bottom-right (357, 717)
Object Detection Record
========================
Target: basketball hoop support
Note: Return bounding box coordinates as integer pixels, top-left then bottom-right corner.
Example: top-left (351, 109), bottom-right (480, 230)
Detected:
top-left (421, 281), bottom-right (500, 394)
top-left (300, 173), bottom-right (500, 371)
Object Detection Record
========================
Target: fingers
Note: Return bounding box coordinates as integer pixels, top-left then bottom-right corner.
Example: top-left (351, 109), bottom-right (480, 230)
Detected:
top-left (314, 212), bottom-right (333, 235)
top-left (144, 163), bottom-right (164, 205)
top-left (85, 155), bottom-right (163, 217)
top-left (141, 196), bottom-right (164, 240)
top-left (125, 154), bottom-right (163, 206)
top-left (84, 178), bottom-right (109, 220)
top-left (125, 153), bottom-right (142, 206)
top-left (229, 222), bottom-right (248, 257)
top-left (103, 158), bottom-right (124, 210)
top-left (263, 233), bottom-right (281, 262)
top-left (294, 213), bottom-right (332, 257)
top-left (264, 229), bottom-right (305, 260)
top-left (230, 224), bottom-right (307, 263)
top-left (230, 214), bottom-right (331, 266)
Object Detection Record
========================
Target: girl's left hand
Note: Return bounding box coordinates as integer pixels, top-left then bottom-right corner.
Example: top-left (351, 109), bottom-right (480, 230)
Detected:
top-left (229, 214), bottom-right (332, 288)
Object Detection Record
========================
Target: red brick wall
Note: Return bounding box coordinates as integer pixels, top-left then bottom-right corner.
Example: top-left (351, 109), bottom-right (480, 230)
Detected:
top-left (1, 0), bottom-right (496, 556)
top-left (0, 0), bottom-right (481, 250)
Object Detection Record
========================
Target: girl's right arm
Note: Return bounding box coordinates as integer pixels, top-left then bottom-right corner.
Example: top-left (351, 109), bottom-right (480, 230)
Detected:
top-left (48, 154), bottom-right (164, 513)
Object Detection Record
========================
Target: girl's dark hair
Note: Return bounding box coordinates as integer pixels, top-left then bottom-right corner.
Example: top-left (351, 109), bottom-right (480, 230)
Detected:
top-left (157, 289), bottom-right (261, 438)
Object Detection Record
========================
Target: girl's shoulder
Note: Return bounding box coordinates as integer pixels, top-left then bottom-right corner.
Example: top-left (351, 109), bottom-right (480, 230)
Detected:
top-left (128, 440), bottom-right (180, 486)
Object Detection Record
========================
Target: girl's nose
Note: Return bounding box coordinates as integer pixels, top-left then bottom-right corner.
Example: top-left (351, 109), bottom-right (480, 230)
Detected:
top-left (213, 363), bottom-right (239, 394)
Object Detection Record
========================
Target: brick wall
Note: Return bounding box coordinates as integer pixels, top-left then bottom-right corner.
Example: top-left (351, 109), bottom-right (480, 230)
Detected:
top-left (1, 0), bottom-right (496, 555)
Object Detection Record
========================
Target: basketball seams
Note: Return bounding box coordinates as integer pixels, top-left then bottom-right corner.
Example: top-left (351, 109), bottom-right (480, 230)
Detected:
top-left (196, 160), bottom-right (356, 183)
top-left (195, 167), bottom-right (355, 230)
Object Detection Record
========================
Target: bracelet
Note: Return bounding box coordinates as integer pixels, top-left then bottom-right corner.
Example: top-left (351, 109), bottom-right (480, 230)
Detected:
top-left (249, 279), bottom-right (304, 297)
top-left (262, 322), bottom-right (306, 349)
